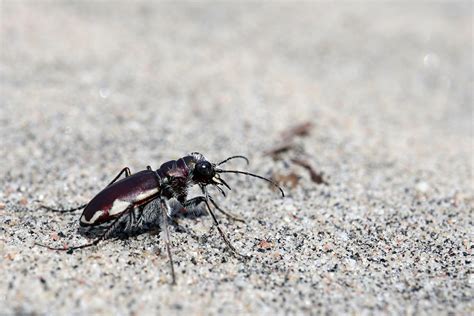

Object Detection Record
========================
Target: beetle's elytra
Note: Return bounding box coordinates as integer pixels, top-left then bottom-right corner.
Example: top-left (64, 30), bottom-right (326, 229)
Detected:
top-left (37, 152), bottom-right (284, 284)
top-left (80, 169), bottom-right (160, 226)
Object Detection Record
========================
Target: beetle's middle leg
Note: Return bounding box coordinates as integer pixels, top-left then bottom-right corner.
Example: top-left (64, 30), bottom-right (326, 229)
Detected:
top-left (39, 167), bottom-right (132, 213)
top-left (105, 167), bottom-right (131, 186)
top-left (159, 199), bottom-right (176, 285)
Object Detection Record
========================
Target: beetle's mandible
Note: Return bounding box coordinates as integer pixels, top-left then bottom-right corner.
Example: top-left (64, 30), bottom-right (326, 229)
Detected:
top-left (36, 152), bottom-right (284, 284)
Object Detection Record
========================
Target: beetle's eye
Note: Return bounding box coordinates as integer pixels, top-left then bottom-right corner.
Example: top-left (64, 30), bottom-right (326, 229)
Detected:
top-left (198, 162), bottom-right (211, 174)
top-left (195, 161), bottom-right (213, 179)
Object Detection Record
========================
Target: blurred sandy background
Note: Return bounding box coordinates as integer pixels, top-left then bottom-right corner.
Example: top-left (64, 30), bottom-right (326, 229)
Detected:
top-left (0, 1), bottom-right (472, 315)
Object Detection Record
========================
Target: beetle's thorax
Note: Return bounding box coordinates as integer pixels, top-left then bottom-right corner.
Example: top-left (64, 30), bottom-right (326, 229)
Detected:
top-left (155, 153), bottom-right (206, 202)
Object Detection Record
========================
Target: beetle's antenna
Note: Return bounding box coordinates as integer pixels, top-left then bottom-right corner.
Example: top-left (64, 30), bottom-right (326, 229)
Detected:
top-left (217, 155), bottom-right (249, 166)
top-left (216, 169), bottom-right (285, 197)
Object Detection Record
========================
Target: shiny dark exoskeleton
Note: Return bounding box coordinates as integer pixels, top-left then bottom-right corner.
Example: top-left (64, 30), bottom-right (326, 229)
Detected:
top-left (37, 152), bottom-right (284, 284)
top-left (80, 154), bottom-right (200, 227)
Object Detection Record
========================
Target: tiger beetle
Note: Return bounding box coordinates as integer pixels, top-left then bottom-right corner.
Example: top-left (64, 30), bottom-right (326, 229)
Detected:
top-left (36, 152), bottom-right (284, 284)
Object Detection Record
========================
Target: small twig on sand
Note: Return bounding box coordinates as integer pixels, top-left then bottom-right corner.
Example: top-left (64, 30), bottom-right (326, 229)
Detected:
top-left (291, 159), bottom-right (328, 185)
top-left (281, 121), bottom-right (313, 141)
top-left (264, 142), bottom-right (295, 157)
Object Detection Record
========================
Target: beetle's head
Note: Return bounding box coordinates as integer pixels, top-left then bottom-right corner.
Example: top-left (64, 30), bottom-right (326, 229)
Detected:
top-left (189, 152), bottom-right (284, 197)
top-left (189, 153), bottom-right (223, 187)
top-left (192, 159), bottom-right (217, 184)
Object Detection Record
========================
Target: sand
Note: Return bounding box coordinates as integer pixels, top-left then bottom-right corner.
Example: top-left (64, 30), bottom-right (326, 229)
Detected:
top-left (1, 2), bottom-right (472, 315)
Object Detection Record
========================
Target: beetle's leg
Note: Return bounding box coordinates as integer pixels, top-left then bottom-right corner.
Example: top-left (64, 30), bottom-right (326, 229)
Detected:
top-left (39, 167), bottom-right (132, 212)
top-left (183, 196), bottom-right (206, 208)
top-left (182, 196), bottom-right (207, 217)
top-left (136, 203), bottom-right (150, 225)
top-left (159, 199), bottom-right (176, 285)
top-left (129, 204), bottom-right (150, 230)
top-left (127, 206), bottom-right (138, 230)
top-left (208, 195), bottom-right (245, 223)
top-left (186, 195), bottom-right (244, 223)
top-left (201, 188), bottom-right (249, 259)
top-left (39, 204), bottom-right (88, 213)
top-left (106, 167), bottom-right (132, 187)
top-left (35, 211), bottom-right (128, 252)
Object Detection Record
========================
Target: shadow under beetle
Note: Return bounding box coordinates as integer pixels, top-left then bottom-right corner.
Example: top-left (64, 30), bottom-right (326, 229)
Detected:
top-left (36, 152), bottom-right (284, 284)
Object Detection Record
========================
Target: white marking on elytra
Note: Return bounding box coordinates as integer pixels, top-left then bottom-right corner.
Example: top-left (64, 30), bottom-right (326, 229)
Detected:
top-left (80, 210), bottom-right (105, 224)
top-left (135, 188), bottom-right (159, 201)
top-left (108, 199), bottom-right (131, 216)
top-left (80, 188), bottom-right (160, 225)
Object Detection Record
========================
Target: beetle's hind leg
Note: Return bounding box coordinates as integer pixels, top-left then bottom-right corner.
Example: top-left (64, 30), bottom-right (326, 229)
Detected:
top-left (39, 203), bottom-right (87, 213)
top-left (35, 210), bottom-right (129, 252)
top-left (39, 167), bottom-right (132, 213)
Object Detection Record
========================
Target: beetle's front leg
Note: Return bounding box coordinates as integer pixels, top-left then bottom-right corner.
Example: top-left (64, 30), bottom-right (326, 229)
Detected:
top-left (184, 191), bottom-right (247, 258)
top-left (207, 196), bottom-right (245, 223)
top-left (183, 196), bottom-right (244, 222)
top-left (201, 192), bottom-right (248, 259)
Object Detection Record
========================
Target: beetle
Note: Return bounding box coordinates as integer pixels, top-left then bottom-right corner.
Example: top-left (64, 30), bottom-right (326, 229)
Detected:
top-left (36, 152), bottom-right (284, 284)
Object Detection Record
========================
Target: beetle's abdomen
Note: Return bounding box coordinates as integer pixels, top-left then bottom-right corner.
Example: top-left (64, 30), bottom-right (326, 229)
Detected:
top-left (80, 170), bottom-right (160, 226)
